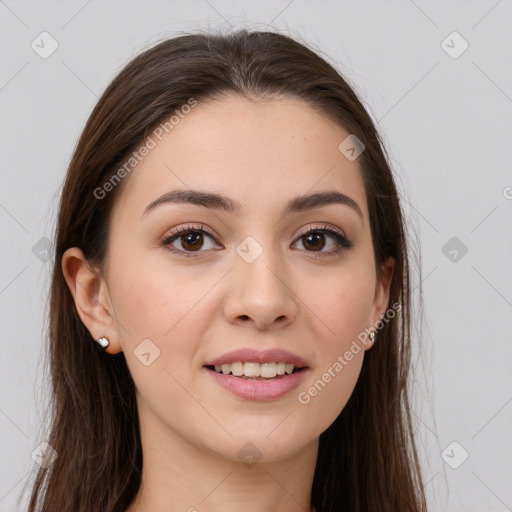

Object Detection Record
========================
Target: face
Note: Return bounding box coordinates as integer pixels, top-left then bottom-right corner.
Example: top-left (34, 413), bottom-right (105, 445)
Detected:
top-left (75, 95), bottom-right (393, 463)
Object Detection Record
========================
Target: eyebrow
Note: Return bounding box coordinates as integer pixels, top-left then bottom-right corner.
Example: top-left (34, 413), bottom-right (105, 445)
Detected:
top-left (142, 188), bottom-right (364, 223)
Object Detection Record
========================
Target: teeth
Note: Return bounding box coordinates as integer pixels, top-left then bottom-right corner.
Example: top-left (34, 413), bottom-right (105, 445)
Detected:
top-left (231, 361), bottom-right (243, 376)
top-left (260, 362), bottom-right (276, 378)
top-left (244, 362), bottom-right (260, 377)
top-left (211, 361), bottom-right (297, 378)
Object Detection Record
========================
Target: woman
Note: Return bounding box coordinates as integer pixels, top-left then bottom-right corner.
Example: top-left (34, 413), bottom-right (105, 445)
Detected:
top-left (26, 29), bottom-right (427, 511)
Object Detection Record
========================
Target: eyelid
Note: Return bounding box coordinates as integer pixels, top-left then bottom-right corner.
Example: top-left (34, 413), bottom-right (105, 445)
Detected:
top-left (294, 222), bottom-right (348, 240)
top-left (162, 223), bottom-right (219, 242)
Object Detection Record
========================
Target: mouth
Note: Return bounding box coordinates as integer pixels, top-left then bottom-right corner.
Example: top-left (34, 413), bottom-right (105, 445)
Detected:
top-left (203, 362), bottom-right (307, 380)
top-left (203, 361), bottom-right (309, 400)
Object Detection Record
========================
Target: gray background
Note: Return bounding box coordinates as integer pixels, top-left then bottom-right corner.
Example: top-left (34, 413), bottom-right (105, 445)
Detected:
top-left (1, 1), bottom-right (511, 510)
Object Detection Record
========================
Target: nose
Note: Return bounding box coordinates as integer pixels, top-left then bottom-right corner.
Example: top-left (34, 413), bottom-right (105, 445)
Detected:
top-left (222, 246), bottom-right (298, 330)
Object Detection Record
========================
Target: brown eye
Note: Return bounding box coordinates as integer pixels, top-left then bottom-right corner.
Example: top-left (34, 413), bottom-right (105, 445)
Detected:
top-left (180, 231), bottom-right (204, 251)
top-left (302, 232), bottom-right (326, 252)
top-left (162, 225), bottom-right (220, 257)
top-left (292, 226), bottom-right (352, 257)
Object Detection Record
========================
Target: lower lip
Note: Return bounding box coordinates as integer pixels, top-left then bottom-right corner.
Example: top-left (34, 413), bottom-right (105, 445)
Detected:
top-left (204, 367), bottom-right (308, 400)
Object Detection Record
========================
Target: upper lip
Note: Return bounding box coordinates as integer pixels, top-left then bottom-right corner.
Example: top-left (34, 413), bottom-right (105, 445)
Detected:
top-left (204, 348), bottom-right (309, 368)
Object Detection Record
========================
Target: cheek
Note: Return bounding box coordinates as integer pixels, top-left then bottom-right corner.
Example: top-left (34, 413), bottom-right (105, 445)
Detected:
top-left (294, 264), bottom-right (373, 426)
top-left (110, 264), bottom-right (207, 422)
top-left (297, 286), bottom-right (369, 428)
top-left (108, 258), bottom-right (219, 381)
top-left (310, 262), bottom-right (375, 346)
top-left (110, 257), bottom-right (202, 344)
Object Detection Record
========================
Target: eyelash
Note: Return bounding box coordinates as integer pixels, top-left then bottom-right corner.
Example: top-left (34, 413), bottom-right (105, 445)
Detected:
top-left (161, 223), bottom-right (353, 258)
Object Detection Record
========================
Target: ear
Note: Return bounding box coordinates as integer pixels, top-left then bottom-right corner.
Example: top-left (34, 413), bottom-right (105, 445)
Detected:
top-left (61, 247), bottom-right (122, 354)
top-left (366, 256), bottom-right (395, 350)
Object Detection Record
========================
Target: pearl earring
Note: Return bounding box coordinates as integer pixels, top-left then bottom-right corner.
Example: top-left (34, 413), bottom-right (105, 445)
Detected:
top-left (96, 336), bottom-right (110, 349)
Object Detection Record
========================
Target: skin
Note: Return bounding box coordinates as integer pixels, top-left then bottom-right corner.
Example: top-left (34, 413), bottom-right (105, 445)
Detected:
top-left (62, 95), bottom-right (394, 512)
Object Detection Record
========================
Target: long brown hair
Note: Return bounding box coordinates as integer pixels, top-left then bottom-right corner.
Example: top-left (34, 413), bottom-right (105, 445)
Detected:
top-left (25, 29), bottom-right (427, 511)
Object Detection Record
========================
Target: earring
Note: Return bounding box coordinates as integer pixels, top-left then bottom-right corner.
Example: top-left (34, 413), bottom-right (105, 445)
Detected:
top-left (369, 331), bottom-right (376, 342)
top-left (96, 336), bottom-right (110, 349)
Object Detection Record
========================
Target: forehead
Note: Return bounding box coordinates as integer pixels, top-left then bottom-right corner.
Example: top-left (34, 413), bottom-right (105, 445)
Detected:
top-left (113, 95), bottom-right (368, 220)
